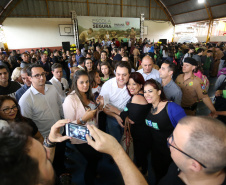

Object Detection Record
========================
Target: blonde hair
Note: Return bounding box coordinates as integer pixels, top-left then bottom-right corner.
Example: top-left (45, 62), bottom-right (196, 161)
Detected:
top-left (11, 67), bottom-right (22, 81)
top-left (70, 67), bottom-right (80, 80)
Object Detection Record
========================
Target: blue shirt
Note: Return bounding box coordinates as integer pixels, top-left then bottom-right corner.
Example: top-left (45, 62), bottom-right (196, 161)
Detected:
top-left (15, 84), bottom-right (30, 102)
top-left (76, 54), bottom-right (83, 66)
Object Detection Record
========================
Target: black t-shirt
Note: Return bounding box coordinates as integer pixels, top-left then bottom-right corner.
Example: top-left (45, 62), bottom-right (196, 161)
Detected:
top-left (0, 81), bottom-right (21, 98)
top-left (120, 96), bottom-right (151, 125)
top-left (159, 162), bottom-right (226, 185)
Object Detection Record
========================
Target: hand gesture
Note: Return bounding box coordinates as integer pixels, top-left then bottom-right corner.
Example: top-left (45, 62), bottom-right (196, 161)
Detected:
top-left (96, 95), bottom-right (104, 110)
top-left (115, 114), bottom-right (124, 128)
top-left (49, 119), bottom-right (71, 143)
top-left (105, 104), bottom-right (121, 115)
top-left (86, 125), bottom-right (121, 156)
top-left (82, 108), bottom-right (97, 122)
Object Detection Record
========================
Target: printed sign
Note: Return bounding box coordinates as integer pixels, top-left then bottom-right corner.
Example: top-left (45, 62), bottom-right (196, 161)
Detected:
top-left (77, 16), bottom-right (140, 44)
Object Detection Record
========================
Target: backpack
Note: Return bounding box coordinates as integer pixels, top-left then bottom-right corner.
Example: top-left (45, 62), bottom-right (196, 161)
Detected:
top-left (217, 68), bottom-right (226, 78)
top-left (201, 74), bottom-right (209, 91)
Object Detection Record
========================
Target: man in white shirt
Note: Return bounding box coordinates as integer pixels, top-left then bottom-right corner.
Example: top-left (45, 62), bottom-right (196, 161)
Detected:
top-left (100, 62), bottom-right (131, 142)
top-left (137, 55), bottom-right (160, 81)
top-left (143, 43), bottom-right (150, 54)
top-left (49, 63), bottom-right (69, 103)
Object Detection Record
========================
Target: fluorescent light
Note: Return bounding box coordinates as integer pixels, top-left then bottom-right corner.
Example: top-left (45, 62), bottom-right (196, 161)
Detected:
top-left (198, 0), bottom-right (205, 3)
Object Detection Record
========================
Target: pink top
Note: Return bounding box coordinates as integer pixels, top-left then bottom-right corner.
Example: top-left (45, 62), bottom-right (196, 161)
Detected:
top-left (63, 91), bottom-right (97, 144)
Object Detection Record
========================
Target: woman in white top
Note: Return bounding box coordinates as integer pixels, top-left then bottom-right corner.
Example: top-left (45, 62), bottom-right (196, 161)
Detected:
top-left (88, 70), bottom-right (102, 100)
top-left (63, 70), bottom-right (103, 185)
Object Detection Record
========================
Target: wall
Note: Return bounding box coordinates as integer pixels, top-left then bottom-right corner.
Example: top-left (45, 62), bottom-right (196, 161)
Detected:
top-left (3, 18), bottom-right (75, 50)
top-left (143, 20), bottom-right (174, 43)
top-left (210, 36), bottom-right (226, 42)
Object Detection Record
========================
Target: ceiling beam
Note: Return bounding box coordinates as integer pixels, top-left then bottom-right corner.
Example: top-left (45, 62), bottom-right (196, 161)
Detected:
top-left (87, 0), bottom-right (89, 16)
top-left (45, 0), bottom-right (50, 17)
top-left (121, 0), bottom-right (123, 17)
top-left (167, 0), bottom-right (191, 8)
top-left (149, 0), bottom-right (151, 20)
top-left (172, 2), bottom-right (226, 17)
top-left (40, 0), bottom-right (149, 8)
top-left (153, 0), bottom-right (175, 26)
top-left (0, 0), bottom-right (23, 24)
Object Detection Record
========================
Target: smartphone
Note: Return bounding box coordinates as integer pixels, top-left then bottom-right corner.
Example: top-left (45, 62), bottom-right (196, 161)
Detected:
top-left (94, 103), bottom-right (100, 109)
top-left (65, 123), bottom-right (91, 142)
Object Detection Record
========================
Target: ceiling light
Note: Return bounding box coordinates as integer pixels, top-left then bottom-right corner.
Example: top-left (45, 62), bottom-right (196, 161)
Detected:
top-left (198, 0), bottom-right (205, 3)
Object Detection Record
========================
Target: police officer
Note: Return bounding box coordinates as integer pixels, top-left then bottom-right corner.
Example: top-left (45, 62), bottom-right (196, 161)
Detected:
top-left (175, 57), bottom-right (216, 116)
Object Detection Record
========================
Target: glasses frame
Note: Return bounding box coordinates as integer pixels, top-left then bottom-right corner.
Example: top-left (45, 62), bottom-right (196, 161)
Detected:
top-left (167, 134), bottom-right (207, 168)
top-left (1, 105), bottom-right (18, 114)
top-left (32, 72), bottom-right (46, 79)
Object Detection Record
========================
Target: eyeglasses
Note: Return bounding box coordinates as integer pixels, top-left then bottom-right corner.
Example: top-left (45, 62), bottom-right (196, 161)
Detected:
top-left (32, 72), bottom-right (46, 79)
top-left (1, 105), bottom-right (18, 114)
top-left (167, 134), bottom-right (207, 168)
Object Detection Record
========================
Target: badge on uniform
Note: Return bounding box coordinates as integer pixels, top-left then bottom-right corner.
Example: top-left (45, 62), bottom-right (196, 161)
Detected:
top-left (201, 83), bottom-right (206, 90)
top-left (189, 82), bottom-right (193, 86)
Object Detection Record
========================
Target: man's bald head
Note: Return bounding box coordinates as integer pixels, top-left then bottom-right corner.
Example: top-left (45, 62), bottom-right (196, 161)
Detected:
top-left (141, 56), bottom-right (154, 74)
top-left (178, 116), bottom-right (226, 174)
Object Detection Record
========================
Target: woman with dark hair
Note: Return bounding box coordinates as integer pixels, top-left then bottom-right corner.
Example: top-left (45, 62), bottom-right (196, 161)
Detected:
top-left (88, 70), bottom-right (102, 99)
top-left (0, 95), bottom-right (43, 143)
top-left (68, 54), bottom-right (77, 71)
top-left (84, 58), bottom-right (95, 73)
top-left (144, 79), bottom-right (186, 183)
top-left (63, 70), bottom-right (103, 185)
top-left (100, 62), bottom-right (115, 83)
top-left (105, 72), bottom-right (151, 175)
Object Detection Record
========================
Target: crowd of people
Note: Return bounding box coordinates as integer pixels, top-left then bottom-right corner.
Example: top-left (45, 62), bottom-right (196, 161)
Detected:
top-left (0, 38), bottom-right (226, 185)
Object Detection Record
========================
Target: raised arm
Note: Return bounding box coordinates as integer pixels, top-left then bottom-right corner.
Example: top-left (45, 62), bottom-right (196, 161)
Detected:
top-left (86, 125), bottom-right (148, 185)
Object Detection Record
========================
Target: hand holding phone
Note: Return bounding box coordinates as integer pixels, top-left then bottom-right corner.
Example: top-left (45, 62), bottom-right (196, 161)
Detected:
top-left (94, 103), bottom-right (100, 110)
top-left (65, 123), bottom-right (92, 142)
top-left (82, 109), bottom-right (97, 123)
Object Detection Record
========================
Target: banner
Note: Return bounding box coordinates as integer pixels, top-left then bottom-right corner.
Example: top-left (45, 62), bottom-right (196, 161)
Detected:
top-left (77, 16), bottom-right (140, 44)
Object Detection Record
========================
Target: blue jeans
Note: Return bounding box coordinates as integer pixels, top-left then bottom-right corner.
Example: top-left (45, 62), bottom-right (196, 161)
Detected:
top-left (106, 115), bottom-right (124, 143)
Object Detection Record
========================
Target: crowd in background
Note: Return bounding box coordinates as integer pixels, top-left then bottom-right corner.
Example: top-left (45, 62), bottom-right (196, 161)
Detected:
top-left (0, 37), bottom-right (226, 185)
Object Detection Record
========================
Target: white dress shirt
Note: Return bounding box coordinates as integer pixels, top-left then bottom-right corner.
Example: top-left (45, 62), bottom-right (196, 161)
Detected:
top-left (100, 77), bottom-right (130, 111)
top-left (137, 68), bottom-right (160, 81)
top-left (19, 84), bottom-right (64, 137)
top-left (49, 76), bottom-right (69, 103)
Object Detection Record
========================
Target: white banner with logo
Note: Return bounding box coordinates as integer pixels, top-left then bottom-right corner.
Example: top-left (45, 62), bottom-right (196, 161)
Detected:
top-left (77, 16), bottom-right (140, 44)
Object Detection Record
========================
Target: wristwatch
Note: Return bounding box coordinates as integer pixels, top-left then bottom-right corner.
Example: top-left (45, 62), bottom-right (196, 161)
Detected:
top-left (80, 117), bottom-right (86, 125)
top-left (43, 136), bottom-right (56, 148)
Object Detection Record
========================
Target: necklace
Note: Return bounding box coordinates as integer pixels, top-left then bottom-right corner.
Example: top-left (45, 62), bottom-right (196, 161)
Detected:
top-left (151, 101), bottom-right (161, 114)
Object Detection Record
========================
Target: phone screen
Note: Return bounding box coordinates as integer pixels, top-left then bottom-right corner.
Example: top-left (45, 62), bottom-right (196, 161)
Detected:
top-left (66, 123), bottom-right (90, 142)
top-left (94, 103), bottom-right (100, 109)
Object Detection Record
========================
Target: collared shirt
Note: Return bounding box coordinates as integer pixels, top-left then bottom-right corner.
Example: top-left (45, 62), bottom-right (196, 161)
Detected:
top-left (76, 54), bottom-right (82, 66)
top-left (143, 46), bottom-right (150, 53)
top-left (100, 77), bottom-right (130, 111)
top-left (78, 65), bottom-right (85, 70)
top-left (175, 73), bottom-right (208, 107)
top-left (137, 68), bottom-right (160, 81)
top-left (15, 84), bottom-right (30, 102)
top-left (49, 77), bottom-right (69, 103)
top-left (19, 84), bottom-right (64, 137)
top-left (156, 78), bottom-right (182, 105)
